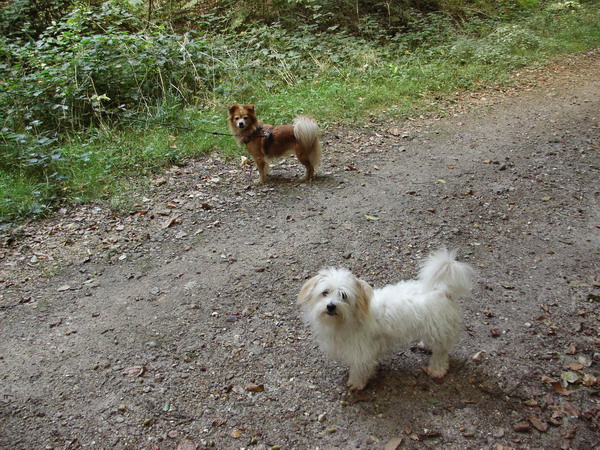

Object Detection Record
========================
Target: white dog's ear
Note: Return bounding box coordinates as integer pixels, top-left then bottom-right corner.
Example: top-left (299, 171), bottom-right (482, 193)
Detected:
top-left (353, 278), bottom-right (373, 318)
top-left (297, 275), bottom-right (320, 305)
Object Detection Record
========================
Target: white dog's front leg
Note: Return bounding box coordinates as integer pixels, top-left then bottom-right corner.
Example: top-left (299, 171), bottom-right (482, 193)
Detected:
top-left (347, 361), bottom-right (376, 391)
top-left (423, 347), bottom-right (450, 378)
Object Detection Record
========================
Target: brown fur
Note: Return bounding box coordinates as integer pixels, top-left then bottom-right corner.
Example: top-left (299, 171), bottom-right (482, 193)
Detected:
top-left (353, 278), bottom-right (373, 319)
top-left (297, 276), bottom-right (321, 306)
top-left (227, 104), bottom-right (322, 183)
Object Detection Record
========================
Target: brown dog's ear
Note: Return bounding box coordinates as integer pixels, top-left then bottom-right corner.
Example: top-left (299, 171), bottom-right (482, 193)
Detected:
top-left (353, 278), bottom-right (373, 318)
top-left (297, 275), bottom-right (319, 305)
top-left (228, 105), bottom-right (238, 114)
top-left (243, 104), bottom-right (255, 113)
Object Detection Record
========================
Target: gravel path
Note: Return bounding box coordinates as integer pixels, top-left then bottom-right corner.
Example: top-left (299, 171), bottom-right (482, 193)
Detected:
top-left (1, 50), bottom-right (598, 449)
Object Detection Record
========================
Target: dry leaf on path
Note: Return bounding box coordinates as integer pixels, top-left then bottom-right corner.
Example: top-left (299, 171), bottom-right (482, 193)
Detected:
top-left (122, 366), bottom-right (146, 377)
top-left (384, 437), bottom-right (403, 450)
top-left (528, 415), bottom-right (548, 432)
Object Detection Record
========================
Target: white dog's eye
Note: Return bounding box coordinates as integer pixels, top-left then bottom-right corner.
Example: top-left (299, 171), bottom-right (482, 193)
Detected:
top-left (322, 290), bottom-right (329, 297)
top-left (340, 291), bottom-right (348, 300)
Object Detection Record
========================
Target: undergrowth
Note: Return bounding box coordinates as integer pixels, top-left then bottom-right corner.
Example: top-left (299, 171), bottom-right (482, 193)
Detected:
top-left (1, 0), bottom-right (599, 224)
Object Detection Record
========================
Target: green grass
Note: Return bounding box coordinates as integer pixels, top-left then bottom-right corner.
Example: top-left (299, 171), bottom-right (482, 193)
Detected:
top-left (1, 2), bottom-right (599, 224)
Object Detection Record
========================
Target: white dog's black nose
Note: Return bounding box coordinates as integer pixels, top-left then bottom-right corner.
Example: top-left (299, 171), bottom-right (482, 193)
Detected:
top-left (326, 303), bottom-right (337, 315)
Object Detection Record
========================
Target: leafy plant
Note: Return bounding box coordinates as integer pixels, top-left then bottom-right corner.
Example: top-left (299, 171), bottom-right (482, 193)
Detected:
top-left (1, 0), bottom-right (599, 223)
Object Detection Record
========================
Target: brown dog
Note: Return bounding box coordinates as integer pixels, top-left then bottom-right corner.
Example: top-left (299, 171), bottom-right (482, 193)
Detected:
top-left (227, 104), bottom-right (322, 183)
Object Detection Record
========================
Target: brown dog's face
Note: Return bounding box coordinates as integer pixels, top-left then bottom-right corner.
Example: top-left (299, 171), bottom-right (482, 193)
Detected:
top-left (228, 104), bottom-right (256, 131)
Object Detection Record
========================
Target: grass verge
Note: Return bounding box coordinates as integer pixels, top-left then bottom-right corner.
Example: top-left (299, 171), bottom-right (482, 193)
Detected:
top-left (1, 3), bottom-right (599, 224)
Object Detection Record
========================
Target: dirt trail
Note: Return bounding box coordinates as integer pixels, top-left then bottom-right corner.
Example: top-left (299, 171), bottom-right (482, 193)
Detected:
top-left (1, 51), bottom-right (599, 449)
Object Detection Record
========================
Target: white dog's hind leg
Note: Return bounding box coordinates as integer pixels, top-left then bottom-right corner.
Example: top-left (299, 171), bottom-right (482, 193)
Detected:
top-left (347, 360), bottom-right (376, 390)
top-left (423, 345), bottom-right (450, 378)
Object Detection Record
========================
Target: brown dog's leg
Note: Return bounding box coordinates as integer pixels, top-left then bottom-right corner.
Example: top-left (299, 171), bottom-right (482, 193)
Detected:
top-left (254, 156), bottom-right (268, 184)
top-left (296, 151), bottom-right (315, 181)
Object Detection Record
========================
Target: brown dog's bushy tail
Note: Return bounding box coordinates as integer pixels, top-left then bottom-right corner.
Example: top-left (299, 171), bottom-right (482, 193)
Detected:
top-left (293, 116), bottom-right (322, 169)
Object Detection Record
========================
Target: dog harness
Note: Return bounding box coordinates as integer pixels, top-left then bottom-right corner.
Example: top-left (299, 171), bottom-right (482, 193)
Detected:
top-left (243, 126), bottom-right (273, 151)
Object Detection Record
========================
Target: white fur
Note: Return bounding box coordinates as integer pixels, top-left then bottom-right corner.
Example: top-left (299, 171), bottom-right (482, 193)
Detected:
top-left (297, 248), bottom-right (475, 390)
top-left (293, 116), bottom-right (322, 169)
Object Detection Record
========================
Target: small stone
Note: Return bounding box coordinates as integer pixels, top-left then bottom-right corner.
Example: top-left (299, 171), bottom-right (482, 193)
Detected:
top-left (492, 428), bottom-right (505, 438)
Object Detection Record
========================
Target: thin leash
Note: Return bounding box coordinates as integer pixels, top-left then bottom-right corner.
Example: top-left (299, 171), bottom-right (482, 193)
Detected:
top-left (101, 114), bottom-right (270, 139)
top-left (99, 115), bottom-right (271, 140)
top-left (201, 128), bottom-right (270, 139)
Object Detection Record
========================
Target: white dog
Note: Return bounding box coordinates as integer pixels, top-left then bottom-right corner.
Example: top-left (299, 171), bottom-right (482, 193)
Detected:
top-left (297, 248), bottom-right (475, 390)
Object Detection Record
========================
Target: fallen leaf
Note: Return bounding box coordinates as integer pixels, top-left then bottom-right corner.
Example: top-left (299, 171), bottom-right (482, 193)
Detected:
top-left (419, 430), bottom-right (441, 439)
top-left (161, 215), bottom-right (181, 229)
top-left (122, 366), bottom-right (146, 377)
top-left (384, 437), bottom-right (403, 450)
top-left (212, 418), bottom-right (227, 427)
top-left (245, 384), bottom-right (264, 393)
top-left (528, 415), bottom-right (548, 432)
top-left (57, 285), bottom-right (71, 292)
top-left (541, 376), bottom-right (573, 396)
top-left (560, 371), bottom-right (581, 385)
top-left (365, 215), bottom-right (380, 221)
top-left (582, 373), bottom-right (598, 387)
top-left (566, 363), bottom-right (584, 371)
top-left (513, 422), bottom-right (531, 432)
top-left (176, 438), bottom-right (197, 450)
top-left (562, 403), bottom-right (580, 417)
top-left (49, 318), bottom-right (63, 328)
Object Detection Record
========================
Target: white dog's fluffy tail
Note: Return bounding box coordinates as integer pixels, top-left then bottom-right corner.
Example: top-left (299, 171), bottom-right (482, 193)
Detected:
top-left (293, 116), bottom-right (322, 168)
top-left (418, 248), bottom-right (475, 300)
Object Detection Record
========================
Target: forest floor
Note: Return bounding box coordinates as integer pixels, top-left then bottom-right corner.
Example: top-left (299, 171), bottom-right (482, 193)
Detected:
top-left (1, 49), bottom-right (599, 449)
